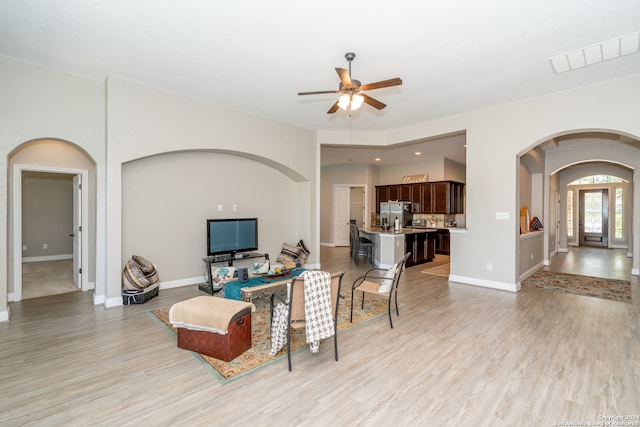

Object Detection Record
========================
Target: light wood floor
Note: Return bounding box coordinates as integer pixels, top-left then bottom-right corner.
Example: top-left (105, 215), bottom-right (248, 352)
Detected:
top-left (1, 247), bottom-right (638, 426)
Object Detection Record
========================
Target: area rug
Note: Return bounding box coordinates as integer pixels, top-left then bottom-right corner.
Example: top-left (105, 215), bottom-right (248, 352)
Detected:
top-left (421, 263), bottom-right (450, 277)
top-left (522, 270), bottom-right (631, 303)
top-left (149, 289), bottom-right (391, 384)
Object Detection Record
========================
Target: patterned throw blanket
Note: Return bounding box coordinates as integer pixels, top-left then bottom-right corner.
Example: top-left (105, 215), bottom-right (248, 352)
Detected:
top-left (303, 271), bottom-right (334, 352)
top-left (269, 271), bottom-right (334, 356)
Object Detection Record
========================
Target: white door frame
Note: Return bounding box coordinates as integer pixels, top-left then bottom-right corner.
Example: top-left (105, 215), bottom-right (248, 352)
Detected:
top-left (12, 164), bottom-right (90, 301)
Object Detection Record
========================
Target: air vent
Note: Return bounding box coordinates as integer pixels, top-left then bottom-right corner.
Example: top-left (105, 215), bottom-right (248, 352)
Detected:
top-left (549, 31), bottom-right (640, 73)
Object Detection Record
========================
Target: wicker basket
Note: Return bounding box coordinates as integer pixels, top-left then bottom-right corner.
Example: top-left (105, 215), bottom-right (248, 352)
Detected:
top-left (122, 282), bottom-right (159, 305)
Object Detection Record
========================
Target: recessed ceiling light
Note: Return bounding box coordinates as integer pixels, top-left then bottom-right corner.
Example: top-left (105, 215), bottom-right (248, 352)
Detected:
top-left (375, 158), bottom-right (381, 162)
top-left (549, 31), bottom-right (640, 73)
top-left (415, 151), bottom-right (421, 156)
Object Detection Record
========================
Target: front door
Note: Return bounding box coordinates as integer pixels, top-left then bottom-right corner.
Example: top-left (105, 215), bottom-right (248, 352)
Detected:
top-left (578, 189), bottom-right (608, 247)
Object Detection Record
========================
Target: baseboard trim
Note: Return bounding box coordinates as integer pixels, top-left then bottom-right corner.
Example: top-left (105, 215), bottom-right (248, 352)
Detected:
top-left (160, 276), bottom-right (203, 290)
top-left (520, 262), bottom-right (544, 282)
top-left (0, 308), bottom-right (9, 322)
top-left (93, 293), bottom-right (105, 306)
top-left (22, 254), bottom-right (73, 263)
top-left (449, 274), bottom-right (520, 292)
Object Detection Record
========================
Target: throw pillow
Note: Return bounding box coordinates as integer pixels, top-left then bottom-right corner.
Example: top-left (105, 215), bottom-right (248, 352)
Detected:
top-left (122, 259), bottom-right (150, 291)
top-left (132, 254), bottom-right (160, 285)
top-left (297, 239), bottom-right (310, 265)
top-left (378, 263), bottom-right (398, 293)
top-left (276, 242), bottom-right (302, 265)
top-left (210, 266), bottom-right (236, 289)
top-left (249, 261), bottom-right (269, 275)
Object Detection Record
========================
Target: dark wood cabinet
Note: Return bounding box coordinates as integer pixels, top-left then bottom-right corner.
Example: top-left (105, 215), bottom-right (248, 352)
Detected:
top-left (405, 234), bottom-right (416, 267)
top-left (411, 183), bottom-right (434, 214)
top-left (376, 184), bottom-right (414, 212)
top-left (377, 181), bottom-right (464, 214)
top-left (405, 232), bottom-right (436, 267)
top-left (434, 229), bottom-right (450, 255)
top-left (375, 186), bottom-right (388, 212)
top-left (387, 185), bottom-right (398, 201)
top-left (452, 182), bottom-right (465, 214)
top-left (398, 184), bottom-right (412, 201)
top-left (427, 181), bottom-right (464, 214)
top-left (432, 182), bottom-right (450, 213)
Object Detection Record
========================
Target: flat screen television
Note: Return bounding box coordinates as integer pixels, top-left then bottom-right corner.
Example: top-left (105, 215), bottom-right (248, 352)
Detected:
top-left (207, 218), bottom-right (258, 256)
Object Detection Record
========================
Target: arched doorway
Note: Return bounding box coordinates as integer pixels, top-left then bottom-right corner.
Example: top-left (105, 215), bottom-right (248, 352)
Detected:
top-left (8, 139), bottom-right (96, 302)
top-left (519, 130), bottom-right (639, 281)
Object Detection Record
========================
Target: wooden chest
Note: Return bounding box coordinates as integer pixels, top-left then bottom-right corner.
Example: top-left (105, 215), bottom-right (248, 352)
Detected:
top-left (176, 307), bottom-right (251, 362)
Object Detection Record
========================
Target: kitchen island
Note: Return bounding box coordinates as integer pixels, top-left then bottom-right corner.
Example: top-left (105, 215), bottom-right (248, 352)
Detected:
top-left (359, 226), bottom-right (437, 268)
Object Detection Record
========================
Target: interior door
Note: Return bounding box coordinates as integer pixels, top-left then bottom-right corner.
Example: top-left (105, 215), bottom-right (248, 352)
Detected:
top-left (578, 189), bottom-right (608, 247)
top-left (72, 174), bottom-right (82, 288)
top-left (334, 186), bottom-right (351, 247)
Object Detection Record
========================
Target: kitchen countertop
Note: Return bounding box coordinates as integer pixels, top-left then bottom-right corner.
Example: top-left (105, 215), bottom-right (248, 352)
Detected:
top-left (360, 226), bottom-right (437, 235)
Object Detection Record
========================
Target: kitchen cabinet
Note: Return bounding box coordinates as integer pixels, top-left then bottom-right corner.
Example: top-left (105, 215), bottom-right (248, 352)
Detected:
top-left (405, 231), bottom-right (436, 266)
top-left (435, 229), bottom-right (450, 255)
top-left (378, 181), bottom-right (463, 214)
top-left (398, 184), bottom-right (412, 201)
top-left (376, 184), bottom-right (413, 212)
top-left (411, 183), bottom-right (433, 214)
top-left (422, 181), bottom-right (464, 214)
top-left (375, 186), bottom-right (388, 212)
top-left (432, 182), bottom-right (450, 213)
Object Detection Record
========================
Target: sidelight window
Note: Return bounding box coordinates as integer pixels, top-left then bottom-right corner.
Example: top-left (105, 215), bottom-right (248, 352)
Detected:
top-left (566, 189), bottom-right (574, 238)
top-left (615, 188), bottom-right (623, 239)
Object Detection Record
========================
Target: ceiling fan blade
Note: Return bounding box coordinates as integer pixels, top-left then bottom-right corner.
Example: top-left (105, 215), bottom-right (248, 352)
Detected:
top-left (360, 77), bottom-right (403, 91)
top-left (361, 93), bottom-right (387, 110)
top-left (335, 68), bottom-right (352, 87)
top-left (327, 101), bottom-right (340, 114)
top-left (298, 90), bottom-right (340, 96)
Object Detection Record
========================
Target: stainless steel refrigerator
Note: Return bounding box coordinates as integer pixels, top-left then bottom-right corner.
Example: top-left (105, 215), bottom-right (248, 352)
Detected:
top-left (380, 201), bottom-right (412, 228)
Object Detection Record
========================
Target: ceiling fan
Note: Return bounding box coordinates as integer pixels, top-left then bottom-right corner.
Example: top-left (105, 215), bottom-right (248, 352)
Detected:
top-left (298, 52), bottom-right (403, 114)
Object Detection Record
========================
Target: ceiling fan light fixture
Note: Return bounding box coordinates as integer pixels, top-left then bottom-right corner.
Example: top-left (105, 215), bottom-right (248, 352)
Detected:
top-left (351, 94), bottom-right (364, 110)
top-left (338, 93), bottom-right (364, 111)
top-left (338, 94), bottom-right (351, 110)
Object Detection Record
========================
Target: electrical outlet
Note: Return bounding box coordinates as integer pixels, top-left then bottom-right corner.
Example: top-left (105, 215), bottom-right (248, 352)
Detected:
top-left (530, 253), bottom-right (534, 260)
top-left (43, 243), bottom-right (48, 249)
top-left (486, 261), bottom-right (493, 270)
top-left (233, 204), bottom-right (238, 211)
top-left (217, 204), bottom-right (223, 212)
top-left (22, 245), bottom-right (27, 251)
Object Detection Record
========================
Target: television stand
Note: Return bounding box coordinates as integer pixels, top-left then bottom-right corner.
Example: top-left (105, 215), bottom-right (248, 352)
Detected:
top-left (199, 253), bottom-right (269, 295)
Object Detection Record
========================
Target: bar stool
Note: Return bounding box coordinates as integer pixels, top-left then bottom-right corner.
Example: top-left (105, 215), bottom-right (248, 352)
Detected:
top-left (350, 224), bottom-right (374, 265)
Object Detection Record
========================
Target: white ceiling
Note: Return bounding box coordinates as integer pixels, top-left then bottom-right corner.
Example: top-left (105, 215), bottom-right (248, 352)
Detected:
top-left (1, 1), bottom-right (639, 166)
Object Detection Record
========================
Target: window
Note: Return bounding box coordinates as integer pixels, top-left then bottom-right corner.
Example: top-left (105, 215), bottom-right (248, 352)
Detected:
top-left (615, 188), bottom-right (623, 239)
top-left (570, 175), bottom-right (623, 185)
top-left (566, 189), bottom-right (573, 238)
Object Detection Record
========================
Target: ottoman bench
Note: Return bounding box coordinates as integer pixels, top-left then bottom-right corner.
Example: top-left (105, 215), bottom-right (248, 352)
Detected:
top-left (169, 296), bottom-right (255, 362)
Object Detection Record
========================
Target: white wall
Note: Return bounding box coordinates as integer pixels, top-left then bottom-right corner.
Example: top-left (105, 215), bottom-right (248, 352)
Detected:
top-left (122, 151), bottom-right (300, 285)
top-left (378, 158), bottom-right (445, 184)
top-left (0, 57), bottom-right (105, 319)
top-left (105, 77), bottom-right (318, 307)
